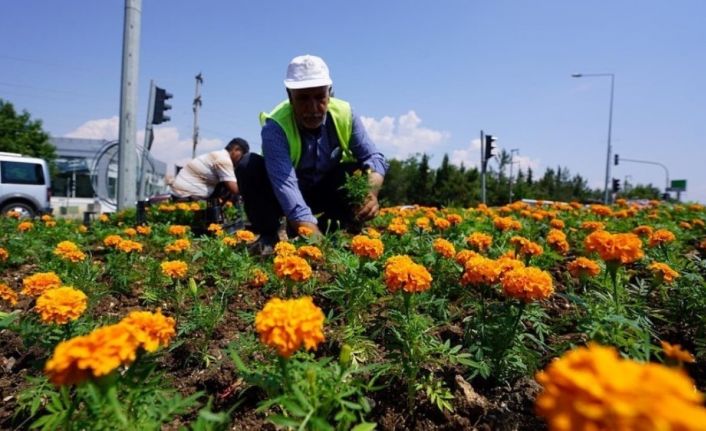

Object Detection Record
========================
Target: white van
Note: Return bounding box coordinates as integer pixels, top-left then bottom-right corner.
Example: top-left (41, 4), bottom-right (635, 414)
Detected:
top-left (0, 152), bottom-right (52, 217)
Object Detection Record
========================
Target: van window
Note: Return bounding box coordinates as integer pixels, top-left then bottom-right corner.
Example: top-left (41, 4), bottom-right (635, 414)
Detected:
top-left (1, 161), bottom-right (45, 185)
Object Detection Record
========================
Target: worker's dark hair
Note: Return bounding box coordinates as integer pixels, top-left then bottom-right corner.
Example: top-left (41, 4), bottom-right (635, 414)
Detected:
top-left (225, 137), bottom-right (249, 153)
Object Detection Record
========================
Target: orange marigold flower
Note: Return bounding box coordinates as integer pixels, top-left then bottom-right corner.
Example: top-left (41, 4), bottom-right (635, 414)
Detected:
top-left (274, 255), bottom-right (312, 282)
top-left (679, 221), bottom-right (693, 230)
top-left (158, 203), bottom-right (176, 212)
top-left (164, 238), bottom-right (191, 253)
top-left (387, 217), bottom-right (409, 236)
top-left (365, 227), bottom-right (382, 238)
top-left (649, 229), bottom-right (676, 247)
top-left (255, 296), bottom-right (325, 358)
top-left (350, 235), bottom-right (384, 260)
top-left (22, 272), bottom-right (62, 297)
top-left (590, 204), bottom-right (613, 217)
top-left (0, 247), bottom-right (8, 261)
top-left (502, 267), bottom-right (553, 302)
top-left (35, 287), bottom-right (88, 325)
top-left (511, 236), bottom-right (544, 257)
top-left (44, 220), bottom-right (56, 227)
top-left (580, 221), bottom-right (605, 232)
top-left (660, 341), bottom-right (696, 364)
top-left (116, 239), bottom-right (143, 253)
top-left (648, 262), bottom-right (679, 284)
top-left (235, 230), bottom-right (256, 243)
top-left (699, 238), bottom-right (706, 250)
top-left (123, 227), bottom-right (137, 237)
top-left (415, 217), bottom-right (431, 231)
top-left (168, 225), bottom-right (189, 236)
top-left (466, 232), bottom-right (493, 251)
top-left (567, 257), bottom-right (601, 278)
top-left (0, 282), bottom-right (18, 306)
top-left (6, 210), bottom-right (21, 219)
top-left (297, 245), bottom-right (323, 262)
top-left (693, 219), bottom-right (705, 228)
top-left (17, 221), bottom-right (34, 232)
top-left (446, 213), bottom-right (463, 225)
top-left (461, 256), bottom-right (502, 286)
top-left (161, 260), bottom-right (188, 279)
top-left (433, 217), bottom-right (451, 230)
top-left (120, 309), bottom-right (176, 352)
top-left (176, 202), bottom-right (190, 211)
top-left (136, 225), bottom-right (151, 235)
top-left (274, 241), bottom-right (297, 257)
top-left (45, 323), bottom-right (139, 385)
top-left (77, 225), bottom-right (88, 234)
top-left (535, 343), bottom-right (706, 431)
top-left (496, 256), bottom-right (525, 277)
top-left (432, 238), bottom-right (455, 258)
top-left (547, 229), bottom-right (569, 254)
top-left (207, 223), bottom-right (223, 236)
top-left (493, 216), bottom-right (521, 231)
top-left (53, 241), bottom-right (87, 262)
top-left (103, 234), bottom-right (123, 248)
top-left (455, 249), bottom-right (479, 266)
top-left (585, 231), bottom-right (644, 264)
top-left (633, 225), bottom-right (654, 238)
top-left (384, 255), bottom-right (433, 294)
top-left (250, 268), bottom-right (269, 287)
top-left (549, 219), bottom-right (565, 229)
top-left (98, 213), bottom-right (110, 222)
top-left (297, 226), bottom-right (314, 237)
top-left (222, 236), bottom-right (238, 247)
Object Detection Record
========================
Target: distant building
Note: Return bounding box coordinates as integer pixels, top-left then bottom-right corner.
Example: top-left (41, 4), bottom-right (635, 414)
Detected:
top-left (50, 137), bottom-right (167, 214)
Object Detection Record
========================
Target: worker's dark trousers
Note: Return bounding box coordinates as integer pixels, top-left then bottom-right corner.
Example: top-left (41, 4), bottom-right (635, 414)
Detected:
top-left (235, 153), bottom-right (361, 236)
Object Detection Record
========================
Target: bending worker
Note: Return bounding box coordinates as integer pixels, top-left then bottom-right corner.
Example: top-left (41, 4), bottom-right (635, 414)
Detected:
top-left (236, 54), bottom-right (388, 250)
top-left (169, 138), bottom-right (249, 202)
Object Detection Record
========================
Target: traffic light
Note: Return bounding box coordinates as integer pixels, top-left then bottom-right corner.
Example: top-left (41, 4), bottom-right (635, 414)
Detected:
top-left (484, 134), bottom-right (497, 162)
top-left (614, 154), bottom-right (619, 166)
top-left (153, 86), bottom-right (173, 124)
top-left (612, 178), bottom-right (621, 193)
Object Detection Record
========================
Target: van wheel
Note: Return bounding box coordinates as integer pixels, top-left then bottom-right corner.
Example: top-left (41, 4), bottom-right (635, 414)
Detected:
top-left (1, 202), bottom-right (36, 218)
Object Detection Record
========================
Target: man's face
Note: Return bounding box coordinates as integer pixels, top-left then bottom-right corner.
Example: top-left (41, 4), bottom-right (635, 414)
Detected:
top-left (289, 86), bottom-right (330, 130)
top-left (229, 147), bottom-right (244, 165)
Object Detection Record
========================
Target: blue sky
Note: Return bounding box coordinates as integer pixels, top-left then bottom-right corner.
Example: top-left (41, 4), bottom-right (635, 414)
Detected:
top-left (2, 1), bottom-right (705, 202)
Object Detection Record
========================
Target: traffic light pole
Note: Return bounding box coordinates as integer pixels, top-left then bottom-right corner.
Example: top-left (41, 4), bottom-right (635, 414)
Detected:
top-left (138, 81), bottom-right (156, 201)
top-left (618, 157), bottom-right (670, 195)
top-left (480, 130), bottom-right (486, 204)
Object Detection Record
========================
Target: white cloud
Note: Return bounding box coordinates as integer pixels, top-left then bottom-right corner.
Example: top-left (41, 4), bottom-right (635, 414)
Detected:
top-left (360, 111), bottom-right (449, 159)
top-left (66, 116), bottom-right (119, 140)
top-left (450, 138), bottom-right (481, 168)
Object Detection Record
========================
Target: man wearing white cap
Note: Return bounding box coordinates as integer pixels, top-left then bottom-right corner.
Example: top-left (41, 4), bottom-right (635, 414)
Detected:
top-left (236, 55), bottom-right (387, 250)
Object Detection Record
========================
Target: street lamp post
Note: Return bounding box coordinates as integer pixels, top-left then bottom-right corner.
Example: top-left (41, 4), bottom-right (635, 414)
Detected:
top-left (572, 73), bottom-right (615, 204)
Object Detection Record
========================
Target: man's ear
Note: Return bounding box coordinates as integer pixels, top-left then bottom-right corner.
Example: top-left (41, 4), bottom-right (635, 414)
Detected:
top-left (329, 86), bottom-right (334, 98)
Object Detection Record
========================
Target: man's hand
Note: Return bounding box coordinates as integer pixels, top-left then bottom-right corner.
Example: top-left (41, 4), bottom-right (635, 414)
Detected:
top-left (356, 193), bottom-right (380, 221)
top-left (290, 220), bottom-right (323, 239)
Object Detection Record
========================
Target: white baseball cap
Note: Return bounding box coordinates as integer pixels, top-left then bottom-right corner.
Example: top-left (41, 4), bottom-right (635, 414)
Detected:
top-left (283, 55), bottom-right (333, 89)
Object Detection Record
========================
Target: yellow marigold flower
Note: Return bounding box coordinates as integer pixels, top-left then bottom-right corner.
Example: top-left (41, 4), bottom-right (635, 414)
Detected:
top-left (120, 309), bottom-right (176, 352)
top-left (158, 203), bottom-right (176, 212)
top-left (161, 260), bottom-right (188, 279)
top-left (235, 230), bottom-right (256, 243)
top-left (77, 225), bottom-right (88, 233)
top-left (660, 341), bottom-right (696, 364)
top-left (493, 216), bottom-right (521, 231)
top-left (22, 272), bottom-right (62, 297)
top-left (98, 213), bottom-right (110, 222)
top-left (44, 220), bottom-right (56, 227)
top-left (255, 296), bottom-right (325, 358)
top-left (250, 268), bottom-right (269, 287)
top-left (351, 235), bottom-right (384, 260)
top-left (433, 217), bottom-right (451, 230)
top-left (45, 323), bottom-right (139, 385)
top-left (116, 239), bottom-right (143, 253)
top-left (189, 202), bottom-right (200, 211)
top-left (648, 262), bottom-right (679, 284)
top-left (567, 257), bottom-right (601, 278)
top-left (176, 202), bottom-right (190, 211)
top-left (433, 238), bottom-right (455, 258)
top-left (461, 256), bottom-right (501, 286)
top-left (679, 221), bottom-right (693, 230)
top-left (0, 247), bottom-right (8, 262)
top-left (207, 223), bottom-right (223, 236)
top-left (222, 236), bottom-right (238, 247)
top-left (365, 227), bottom-right (382, 238)
top-left (496, 255), bottom-right (525, 276)
top-left (549, 219), bottom-right (565, 229)
top-left (693, 219), bottom-right (705, 228)
top-left (387, 221), bottom-right (409, 236)
top-left (0, 282), bottom-right (18, 306)
top-left (580, 221), bottom-right (605, 232)
top-left (297, 245), bottom-right (323, 262)
top-left (446, 213), bottom-right (463, 225)
top-left (585, 231), bottom-right (644, 264)
top-left (35, 287), bottom-right (88, 325)
top-left (455, 249), bottom-right (479, 266)
top-left (136, 225), bottom-right (151, 235)
top-left (633, 225), bottom-right (654, 238)
top-left (297, 226), bottom-right (314, 237)
top-left (274, 255), bottom-right (312, 282)
top-left (168, 225), bottom-right (189, 237)
top-left (17, 221), bottom-right (34, 232)
top-left (164, 238), bottom-right (191, 253)
top-left (384, 255), bottom-right (433, 294)
top-left (53, 241), bottom-right (87, 262)
top-left (466, 232), bottom-right (493, 251)
top-left (274, 241), bottom-right (296, 257)
top-left (502, 267), bottom-right (553, 302)
top-left (6, 210), bottom-right (21, 219)
top-left (547, 229), bottom-right (569, 254)
top-left (103, 235), bottom-right (122, 248)
top-left (535, 343), bottom-right (706, 431)
top-left (649, 229), bottom-right (676, 247)
top-left (123, 227), bottom-right (137, 237)
top-left (415, 216), bottom-right (431, 231)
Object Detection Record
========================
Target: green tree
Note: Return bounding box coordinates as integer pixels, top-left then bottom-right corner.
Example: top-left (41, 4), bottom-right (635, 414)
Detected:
top-left (0, 99), bottom-right (55, 163)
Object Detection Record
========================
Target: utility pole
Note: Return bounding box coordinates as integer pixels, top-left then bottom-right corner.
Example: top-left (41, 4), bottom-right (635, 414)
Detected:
top-left (192, 73), bottom-right (203, 159)
top-left (480, 130), bottom-right (486, 204)
top-left (117, 0), bottom-right (141, 210)
top-left (508, 148), bottom-right (519, 203)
